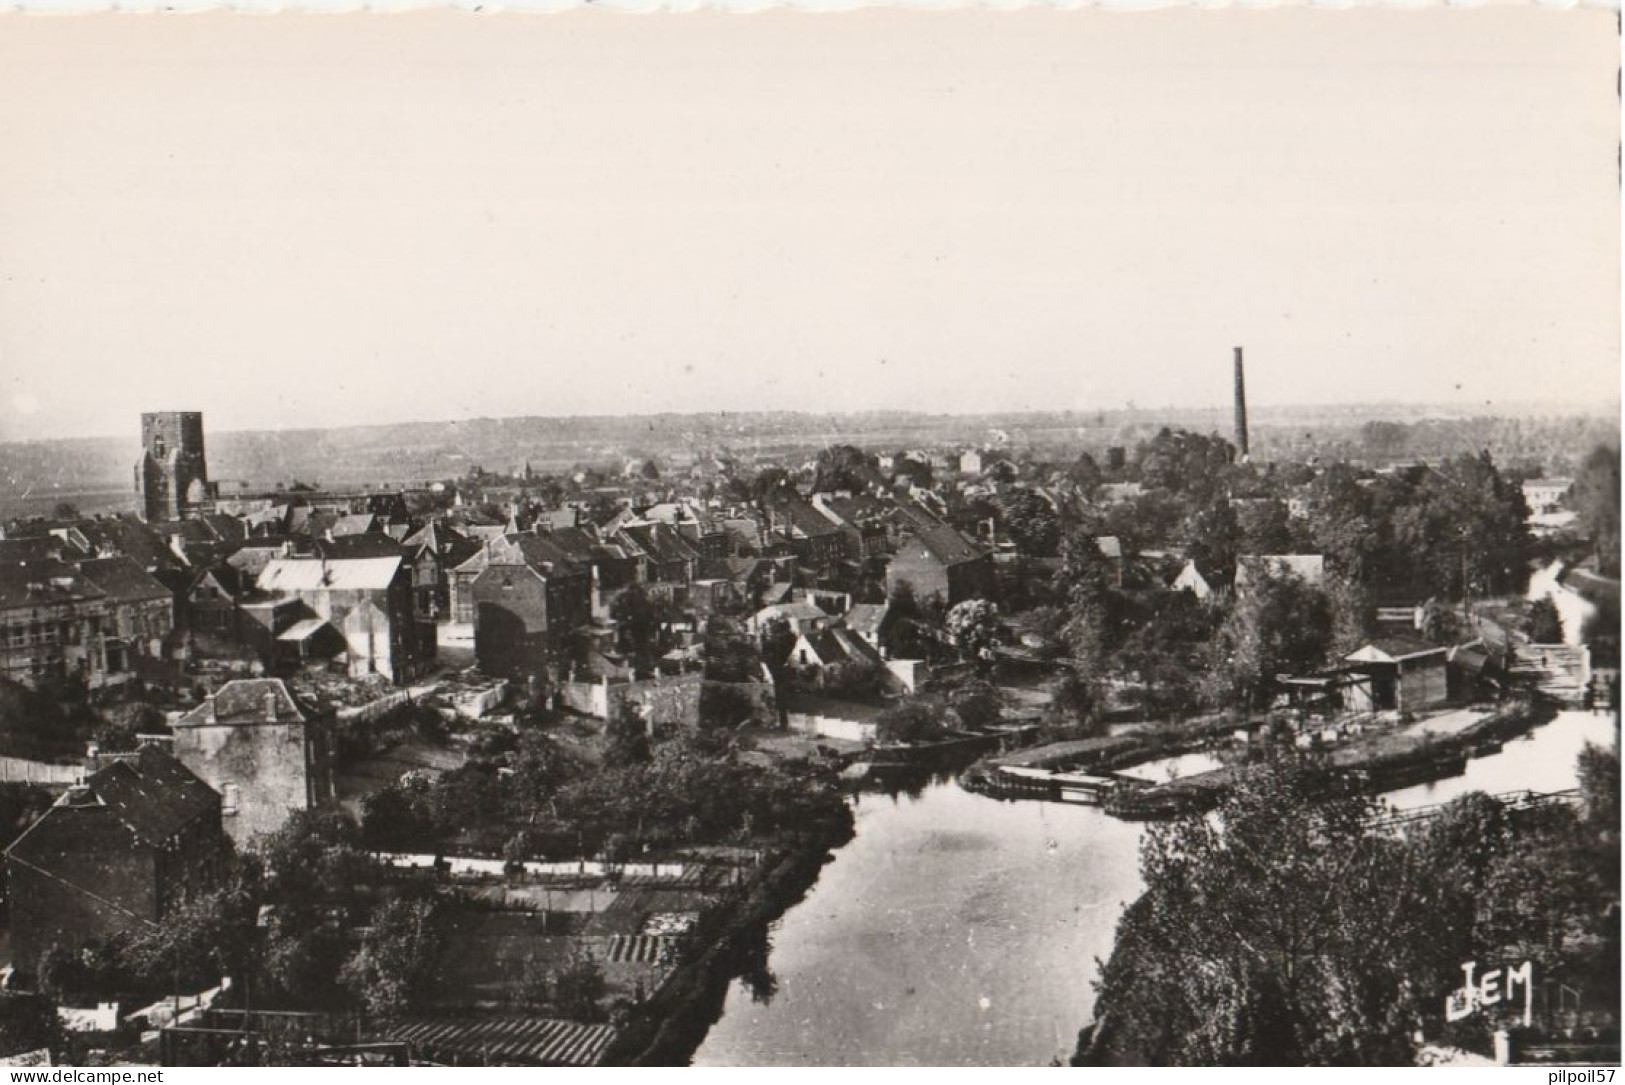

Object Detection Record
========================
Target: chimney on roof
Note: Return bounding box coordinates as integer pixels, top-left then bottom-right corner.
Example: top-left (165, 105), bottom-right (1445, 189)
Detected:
top-left (1233, 346), bottom-right (1250, 463)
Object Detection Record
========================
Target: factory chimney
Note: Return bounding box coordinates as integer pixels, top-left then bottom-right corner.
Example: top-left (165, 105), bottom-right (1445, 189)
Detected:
top-left (1232, 346), bottom-right (1250, 462)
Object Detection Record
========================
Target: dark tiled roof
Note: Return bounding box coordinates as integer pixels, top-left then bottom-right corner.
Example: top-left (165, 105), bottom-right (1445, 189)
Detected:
top-left (0, 538), bottom-right (69, 563)
top-left (615, 523), bottom-right (701, 564)
top-left (313, 533), bottom-right (407, 560)
top-left (0, 559), bottom-right (104, 611)
top-left (200, 514), bottom-right (248, 542)
top-left (8, 748), bottom-right (220, 860)
top-left (175, 678), bottom-right (312, 727)
top-left (78, 556), bottom-right (173, 604)
top-left (89, 518), bottom-right (186, 573)
top-left (88, 747), bottom-right (219, 846)
top-left (489, 533), bottom-right (583, 575)
top-left (902, 522), bottom-right (987, 567)
top-left (769, 496), bottom-right (841, 539)
top-left (545, 527), bottom-right (605, 561)
top-left (801, 626), bottom-right (882, 667)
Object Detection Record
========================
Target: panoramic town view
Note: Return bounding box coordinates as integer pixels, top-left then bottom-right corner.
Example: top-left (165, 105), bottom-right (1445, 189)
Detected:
top-left (0, 5), bottom-right (1618, 1072)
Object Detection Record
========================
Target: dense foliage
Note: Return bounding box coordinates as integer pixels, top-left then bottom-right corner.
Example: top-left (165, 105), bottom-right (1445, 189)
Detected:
top-left (1081, 741), bottom-right (1622, 1066)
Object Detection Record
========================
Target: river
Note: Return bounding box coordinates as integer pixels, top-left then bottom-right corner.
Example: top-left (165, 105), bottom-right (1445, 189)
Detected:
top-left (1526, 558), bottom-right (1596, 647)
top-left (690, 709), bottom-right (1615, 1066)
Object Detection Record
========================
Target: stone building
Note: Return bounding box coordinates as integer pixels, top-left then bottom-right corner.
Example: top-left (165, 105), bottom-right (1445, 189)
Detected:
top-left (0, 556), bottom-right (174, 690)
top-left (885, 523), bottom-right (996, 606)
top-left (471, 534), bottom-right (591, 680)
top-left (252, 555), bottom-right (435, 684)
top-left (5, 747), bottom-right (227, 978)
top-left (136, 411), bottom-right (211, 523)
top-left (172, 678), bottom-right (334, 846)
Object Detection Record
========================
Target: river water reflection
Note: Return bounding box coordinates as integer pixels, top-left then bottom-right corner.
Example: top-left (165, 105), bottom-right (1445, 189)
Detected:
top-left (690, 710), bottom-right (1616, 1066)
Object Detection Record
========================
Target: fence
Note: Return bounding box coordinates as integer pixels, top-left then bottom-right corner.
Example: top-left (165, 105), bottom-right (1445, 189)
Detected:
top-left (0, 757), bottom-right (84, 787)
top-left (338, 689), bottom-right (414, 725)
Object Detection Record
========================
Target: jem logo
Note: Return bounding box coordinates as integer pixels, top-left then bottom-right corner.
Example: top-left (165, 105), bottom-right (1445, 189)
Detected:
top-left (1445, 960), bottom-right (1534, 1027)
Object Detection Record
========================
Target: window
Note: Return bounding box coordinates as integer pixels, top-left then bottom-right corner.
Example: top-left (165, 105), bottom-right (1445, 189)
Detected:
top-left (222, 783), bottom-right (239, 816)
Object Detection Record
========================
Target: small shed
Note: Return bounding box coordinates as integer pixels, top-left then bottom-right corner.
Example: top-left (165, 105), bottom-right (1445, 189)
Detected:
top-left (1344, 638), bottom-right (1449, 714)
top-left (1273, 670), bottom-right (1376, 720)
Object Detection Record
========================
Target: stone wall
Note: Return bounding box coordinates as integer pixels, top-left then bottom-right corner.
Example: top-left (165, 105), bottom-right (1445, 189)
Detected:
top-left (561, 673), bottom-right (706, 729)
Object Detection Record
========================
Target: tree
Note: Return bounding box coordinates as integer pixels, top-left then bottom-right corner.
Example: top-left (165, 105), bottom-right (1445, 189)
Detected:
top-left (1180, 499), bottom-right (1242, 589)
top-left (1307, 464), bottom-right (1383, 589)
top-left (1359, 420), bottom-right (1410, 462)
top-left (758, 617), bottom-right (795, 675)
top-left (1000, 488), bottom-right (1061, 557)
top-left (812, 445), bottom-right (877, 494)
top-left (1134, 428), bottom-right (1235, 504)
top-left (873, 697), bottom-right (943, 745)
top-left (1568, 445), bottom-right (1621, 578)
top-left (1049, 671), bottom-right (1104, 734)
top-left (51, 503), bottom-right (79, 522)
top-left (1527, 596), bottom-right (1564, 644)
top-left (1083, 749), bottom-right (1460, 1066)
top-left (93, 703), bottom-right (166, 753)
top-left (749, 467), bottom-right (794, 513)
top-left (945, 598), bottom-right (1000, 665)
top-left (124, 869), bottom-right (264, 999)
top-left (603, 701), bottom-right (652, 767)
top-left (552, 950), bottom-right (608, 1022)
top-left (1205, 568), bottom-right (1334, 711)
top-left (339, 895), bottom-right (445, 1023)
top-left (35, 945), bottom-right (84, 1005)
top-left (1069, 452), bottom-right (1105, 498)
top-left (610, 585), bottom-right (662, 673)
top-left (699, 682), bottom-right (754, 729)
top-left (1237, 498), bottom-right (1298, 556)
top-left (1416, 453), bottom-right (1532, 598)
top-left (892, 453), bottom-right (933, 490)
top-left (947, 680), bottom-right (1002, 731)
top-left (504, 733), bottom-right (575, 819)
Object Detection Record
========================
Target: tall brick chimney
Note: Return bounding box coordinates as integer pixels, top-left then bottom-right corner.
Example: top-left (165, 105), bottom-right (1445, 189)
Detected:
top-left (1233, 346), bottom-right (1250, 462)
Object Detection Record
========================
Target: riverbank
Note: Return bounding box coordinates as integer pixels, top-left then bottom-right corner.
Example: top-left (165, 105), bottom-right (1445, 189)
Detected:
top-left (960, 698), bottom-right (1560, 819)
top-left (959, 713), bottom-right (1244, 807)
top-left (603, 809), bottom-right (856, 1066)
top-left (1106, 698), bottom-right (1558, 819)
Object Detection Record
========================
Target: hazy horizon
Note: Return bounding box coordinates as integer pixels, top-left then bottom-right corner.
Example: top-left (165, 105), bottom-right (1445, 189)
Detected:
top-left (1, 9), bottom-right (1618, 442)
top-left (1, 395), bottom-right (1620, 448)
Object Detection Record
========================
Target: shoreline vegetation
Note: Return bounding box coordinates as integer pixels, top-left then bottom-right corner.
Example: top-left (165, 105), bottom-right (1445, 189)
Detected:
top-left (1070, 726), bottom-right (1620, 1067)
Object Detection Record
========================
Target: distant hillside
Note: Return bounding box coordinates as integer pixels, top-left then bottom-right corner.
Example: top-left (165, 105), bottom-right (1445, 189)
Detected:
top-left (1, 403), bottom-right (1617, 519)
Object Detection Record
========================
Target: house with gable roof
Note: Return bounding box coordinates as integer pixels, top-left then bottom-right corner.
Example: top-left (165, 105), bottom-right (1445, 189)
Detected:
top-left (172, 678), bottom-right (335, 846)
top-left (400, 520), bottom-right (479, 622)
top-left (6, 746), bottom-right (227, 977)
top-left (885, 519), bottom-right (996, 606)
top-left (253, 554), bottom-right (434, 683)
top-left (470, 533), bottom-right (591, 680)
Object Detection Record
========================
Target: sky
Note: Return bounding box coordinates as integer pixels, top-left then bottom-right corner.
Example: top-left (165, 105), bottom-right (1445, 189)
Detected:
top-left (0, 7), bottom-right (1618, 441)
